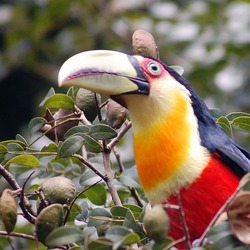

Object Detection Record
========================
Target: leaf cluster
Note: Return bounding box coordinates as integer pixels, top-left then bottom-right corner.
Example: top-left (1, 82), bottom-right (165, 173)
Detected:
top-left (1, 26), bottom-right (250, 249)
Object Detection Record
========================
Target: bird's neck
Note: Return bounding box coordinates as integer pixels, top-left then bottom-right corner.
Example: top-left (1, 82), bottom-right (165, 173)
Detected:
top-left (123, 88), bottom-right (210, 205)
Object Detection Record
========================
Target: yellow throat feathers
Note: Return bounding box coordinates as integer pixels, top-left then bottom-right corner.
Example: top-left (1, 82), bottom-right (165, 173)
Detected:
top-left (123, 79), bottom-right (209, 205)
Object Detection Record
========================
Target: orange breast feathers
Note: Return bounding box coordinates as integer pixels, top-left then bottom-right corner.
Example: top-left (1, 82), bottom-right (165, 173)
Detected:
top-left (134, 94), bottom-right (191, 191)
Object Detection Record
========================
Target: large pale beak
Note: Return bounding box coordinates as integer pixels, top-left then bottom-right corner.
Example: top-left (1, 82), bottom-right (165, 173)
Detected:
top-left (58, 50), bottom-right (149, 96)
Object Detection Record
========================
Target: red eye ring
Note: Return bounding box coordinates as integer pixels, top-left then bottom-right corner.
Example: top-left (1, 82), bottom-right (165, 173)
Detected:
top-left (147, 61), bottom-right (161, 75)
top-left (141, 59), bottom-right (163, 78)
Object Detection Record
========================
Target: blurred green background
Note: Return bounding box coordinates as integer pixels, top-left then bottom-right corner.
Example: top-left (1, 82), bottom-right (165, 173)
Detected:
top-left (0, 0), bottom-right (249, 147)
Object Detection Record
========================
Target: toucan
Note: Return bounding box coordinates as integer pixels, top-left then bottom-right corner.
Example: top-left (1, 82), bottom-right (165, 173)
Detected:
top-left (58, 50), bottom-right (250, 247)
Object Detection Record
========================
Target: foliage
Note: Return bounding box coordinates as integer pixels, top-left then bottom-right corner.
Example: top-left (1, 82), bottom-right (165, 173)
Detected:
top-left (0, 1), bottom-right (250, 249)
top-left (0, 84), bottom-right (250, 249)
top-left (0, 1), bottom-right (250, 145)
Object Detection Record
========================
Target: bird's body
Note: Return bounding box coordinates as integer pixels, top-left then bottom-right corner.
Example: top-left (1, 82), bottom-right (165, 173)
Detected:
top-left (167, 155), bottom-right (239, 242)
top-left (58, 50), bottom-right (250, 248)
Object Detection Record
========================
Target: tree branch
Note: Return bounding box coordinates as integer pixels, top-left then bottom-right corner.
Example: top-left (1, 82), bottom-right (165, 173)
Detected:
top-left (0, 230), bottom-right (35, 241)
top-left (73, 154), bottom-right (106, 181)
top-left (107, 121), bottom-right (132, 150)
top-left (176, 192), bottom-right (191, 249)
top-left (102, 142), bottom-right (122, 206)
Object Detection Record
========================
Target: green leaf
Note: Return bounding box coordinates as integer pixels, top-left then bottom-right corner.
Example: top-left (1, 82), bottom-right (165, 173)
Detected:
top-left (68, 246), bottom-right (82, 250)
top-left (67, 203), bottom-right (83, 222)
top-left (110, 206), bottom-right (142, 234)
top-left (210, 108), bottom-right (223, 119)
top-left (169, 65), bottom-right (184, 75)
top-left (58, 135), bottom-right (84, 157)
top-left (48, 160), bottom-right (65, 173)
top-left (84, 184), bottom-right (107, 205)
top-left (216, 116), bottom-right (232, 136)
top-left (6, 142), bottom-right (24, 152)
top-left (110, 206), bottom-right (129, 224)
top-left (87, 238), bottom-right (113, 250)
top-left (123, 204), bottom-right (143, 221)
top-left (117, 188), bottom-right (130, 202)
top-left (4, 143), bottom-right (24, 162)
top-left (25, 184), bottom-right (40, 192)
top-left (113, 232), bottom-right (140, 250)
top-left (83, 134), bottom-right (103, 153)
top-left (105, 225), bottom-right (131, 242)
top-left (28, 117), bottom-right (47, 135)
top-left (15, 134), bottom-right (28, 145)
top-left (206, 222), bottom-right (237, 247)
top-left (0, 145), bottom-right (8, 162)
top-left (120, 167), bottom-right (141, 188)
top-left (88, 208), bottom-right (112, 227)
top-left (90, 124), bottom-right (117, 140)
top-left (5, 155), bottom-right (39, 167)
top-left (41, 143), bottom-right (58, 155)
top-left (120, 232), bottom-right (140, 244)
top-left (6, 155), bottom-right (39, 174)
top-left (0, 140), bottom-right (26, 148)
top-left (64, 125), bottom-right (90, 139)
top-left (39, 87), bottom-right (55, 107)
top-left (152, 238), bottom-right (174, 250)
top-left (226, 112), bottom-right (250, 121)
top-left (232, 116), bottom-right (250, 132)
top-left (79, 168), bottom-right (103, 186)
top-left (43, 93), bottom-right (74, 110)
top-left (67, 86), bottom-right (79, 100)
top-left (45, 225), bottom-right (83, 247)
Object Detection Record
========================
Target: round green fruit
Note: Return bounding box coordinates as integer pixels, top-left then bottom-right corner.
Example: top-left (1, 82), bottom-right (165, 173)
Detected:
top-left (76, 88), bottom-right (101, 122)
top-left (37, 176), bottom-right (76, 214)
top-left (35, 203), bottom-right (64, 245)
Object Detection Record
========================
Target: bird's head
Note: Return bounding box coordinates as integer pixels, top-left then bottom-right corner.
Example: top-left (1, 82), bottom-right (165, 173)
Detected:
top-left (58, 50), bottom-right (192, 132)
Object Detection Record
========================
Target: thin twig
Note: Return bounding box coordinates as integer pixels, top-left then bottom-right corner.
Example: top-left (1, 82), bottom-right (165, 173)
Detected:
top-left (64, 179), bottom-right (103, 224)
top-left (73, 154), bottom-right (106, 181)
top-left (112, 147), bottom-right (125, 173)
top-left (73, 105), bottom-right (91, 125)
top-left (197, 186), bottom-right (241, 246)
top-left (176, 192), bottom-right (191, 249)
top-left (107, 121), bottom-right (132, 150)
top-left (0, 231), bottom-right (36, 241)
top-left (129, 187), bottom-right (144, 207)
top-left (80, 113), bottom-right (91, 126)
top-left (28, 117), bottom-right (82, 147)
top-left (19, 171), bottom-right (37, 221)
top-left (7, 237), bottom-right (15, 250)
top-left (99, 99), bottom-right (109, 109)
top-left (164, 236), bottom-right (186, 250)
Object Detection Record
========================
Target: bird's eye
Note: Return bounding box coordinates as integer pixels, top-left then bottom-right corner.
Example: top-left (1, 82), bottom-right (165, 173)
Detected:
top-left (147, 62), bottom-right (161, 75)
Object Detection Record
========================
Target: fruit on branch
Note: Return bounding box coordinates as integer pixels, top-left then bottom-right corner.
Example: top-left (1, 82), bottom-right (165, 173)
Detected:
top-left (143, 204), bottom-right (170, 243)
top-left (0, 189), bottom-right (17, 233)
top-left (37, 176), bottom-right (76, 214)
top-left (35, 203), bottom-right (64, 245)
top-left (76, 88), bottom-right (101, 122)
top-left (106, 99), bottom-right (127, 129)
